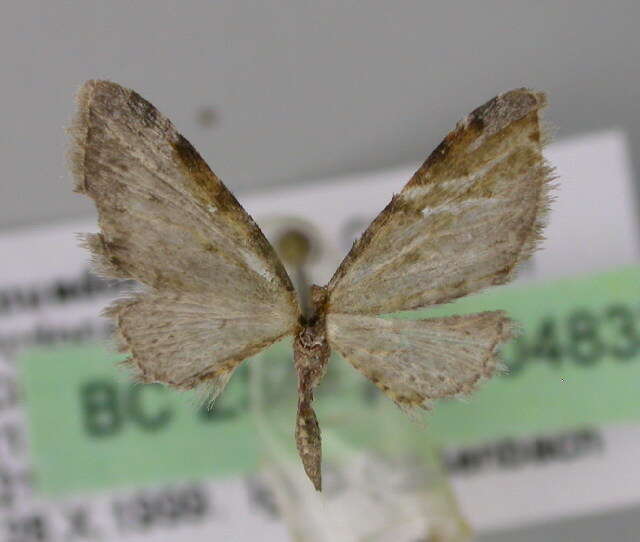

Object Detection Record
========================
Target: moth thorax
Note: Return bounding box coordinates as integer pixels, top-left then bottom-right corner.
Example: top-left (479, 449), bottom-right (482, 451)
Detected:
top-left (294, 285), bottom-right (330, 385)
top-left (295, 310), bottom-right (328, 364)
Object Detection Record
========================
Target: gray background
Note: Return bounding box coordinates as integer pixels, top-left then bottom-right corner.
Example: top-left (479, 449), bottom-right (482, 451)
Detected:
top-left (2, 2), bottom-right (638, 540)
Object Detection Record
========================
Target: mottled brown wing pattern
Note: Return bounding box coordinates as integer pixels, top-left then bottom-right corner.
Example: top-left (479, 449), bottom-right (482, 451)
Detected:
top-left (327, 312), bottom-right (513, 416)
top-left (327, 89), bottom-right (553, 315)
top-left (70, 80), bottom-right (296, 300)
top-left (326, 89), bottom-right (553, 415)
top-left (69, 81), bottom-right (556, 491)
top-left (107, 291), bottom-right (296, 395)
top-left (69, 80), bottom-right (299, 397)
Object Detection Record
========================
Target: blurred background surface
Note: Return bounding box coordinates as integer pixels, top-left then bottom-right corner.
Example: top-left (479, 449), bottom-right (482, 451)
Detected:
top-left (1, 2), bottom-right (639, 541)
top-left (2, 1), bottom-right (640, 230)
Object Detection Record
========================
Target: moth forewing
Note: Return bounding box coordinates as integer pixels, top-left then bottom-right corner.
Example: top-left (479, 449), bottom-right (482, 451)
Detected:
top-left (68, 80), bottom-right (298, 303)
top-left (327, 88), bottom-right (553, 315)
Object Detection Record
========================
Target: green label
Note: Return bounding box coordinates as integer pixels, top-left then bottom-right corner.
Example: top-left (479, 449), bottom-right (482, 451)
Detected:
top-left (20, 265), bottom-right (640, 494)
top-left (21, 346), bottom-right (257, 494)
top-left (421, 265), bottom-right (640, 443)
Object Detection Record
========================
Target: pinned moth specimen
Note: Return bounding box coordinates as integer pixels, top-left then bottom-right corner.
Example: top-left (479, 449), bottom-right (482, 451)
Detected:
top-left (69, 80), bottom-right (554, 490)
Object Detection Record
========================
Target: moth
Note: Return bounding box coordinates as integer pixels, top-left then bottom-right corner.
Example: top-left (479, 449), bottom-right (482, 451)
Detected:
top-left (69, 80), bottom-right (553, 491)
